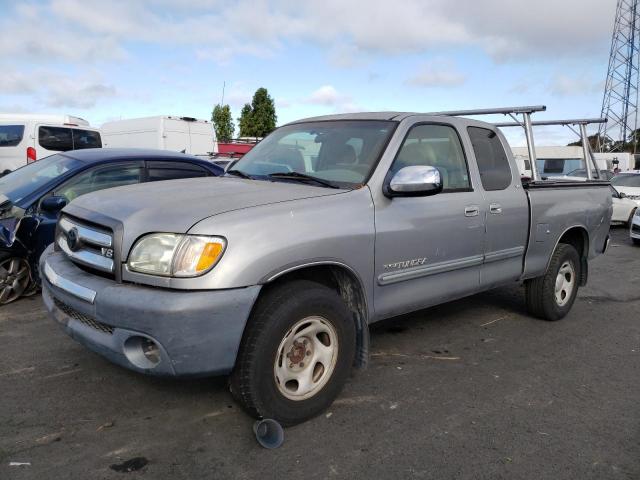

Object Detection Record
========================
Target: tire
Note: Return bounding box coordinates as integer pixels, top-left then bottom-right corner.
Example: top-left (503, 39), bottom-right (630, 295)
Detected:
top-left (0, 253), bottom-right (32, 305)
top-left (633, 238), bottom-right (640, 246)
top-left (230, 280), bottom-right (356, 426)
top-left (627, 208), bottom-right (637, 228)
top-left (525, 243), bottom-right (581, 321)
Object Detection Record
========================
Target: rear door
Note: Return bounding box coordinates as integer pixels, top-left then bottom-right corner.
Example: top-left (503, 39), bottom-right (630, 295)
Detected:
top-left (163, 119), bottom-right (190, 153)
top-left (467, 126), bottom-right (529, 288)
top-left (187, 122), bottom-right (215, 155)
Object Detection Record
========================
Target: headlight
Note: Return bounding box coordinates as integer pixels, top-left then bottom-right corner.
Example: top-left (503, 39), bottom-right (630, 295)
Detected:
top-left (635, 208), bottom-right (640, 217)
top-left (128, 233), bottom-right (226, 277)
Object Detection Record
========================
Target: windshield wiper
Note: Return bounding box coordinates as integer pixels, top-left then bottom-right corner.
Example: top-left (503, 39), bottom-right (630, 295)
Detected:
top-left (226, 169), bottom-right (253, 179)
top-left (268, 172), bottom-right (341, 189)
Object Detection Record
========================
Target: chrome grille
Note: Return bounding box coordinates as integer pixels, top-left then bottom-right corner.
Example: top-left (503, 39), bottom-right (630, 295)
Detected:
top-left (57, 216), bottom-right (115, 275)
top-left (54, 298), bottom-right (114, 335)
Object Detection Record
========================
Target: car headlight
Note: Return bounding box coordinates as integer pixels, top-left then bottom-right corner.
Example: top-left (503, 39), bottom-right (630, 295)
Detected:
top-left (635, 208), bottom-right (640, 217)
top-left (128, 233), bottom-right (226, 277)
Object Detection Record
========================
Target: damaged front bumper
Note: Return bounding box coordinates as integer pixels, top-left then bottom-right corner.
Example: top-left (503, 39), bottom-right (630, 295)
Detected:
top-left (40, 245), bottom-right (261, 377)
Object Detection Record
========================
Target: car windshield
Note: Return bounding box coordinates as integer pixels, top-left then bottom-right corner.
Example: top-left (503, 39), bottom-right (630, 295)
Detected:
top-left (230, 120), bottom-right (396, 187)
top-left (0, 154), bottom-right (81, 204)
top-left (611, 174), bottom-right (640, 187)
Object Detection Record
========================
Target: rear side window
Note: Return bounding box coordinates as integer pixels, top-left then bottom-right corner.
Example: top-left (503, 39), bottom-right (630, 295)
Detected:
top-left (0, 125), bottom-right (25, 147)
top-left (146, 161), bottom-right (208, 182)
top-left (73, 129), bottom-right (102, 149)
top-left (39, 126), bottom-right (102, 151)
top-left (39, 126), bottom-right (73, 151)
top-left (468, 127), bottom-right (512, 191)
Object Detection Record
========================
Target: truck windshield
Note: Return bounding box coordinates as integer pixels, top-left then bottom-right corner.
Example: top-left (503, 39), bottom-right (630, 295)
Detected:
top-left (0, 154), bottom-right (81, 204)
top-left (230, 120), bottom-right (396, 187)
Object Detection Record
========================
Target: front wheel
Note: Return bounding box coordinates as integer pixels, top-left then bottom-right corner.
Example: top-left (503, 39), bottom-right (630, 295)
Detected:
top-left (525, 244), bottom-right (580, 321)
top-left (230, 280), bottom-right (356, 426)
top-left (0, 254), bottom-right (31, 305)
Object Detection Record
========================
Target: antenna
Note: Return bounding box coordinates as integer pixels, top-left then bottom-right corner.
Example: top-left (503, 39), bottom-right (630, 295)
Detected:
top-left (220, 81), bottom-right (226, 106)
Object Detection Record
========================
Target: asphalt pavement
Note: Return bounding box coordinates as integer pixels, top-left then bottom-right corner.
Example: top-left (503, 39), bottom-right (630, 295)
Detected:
top-left (1, 227), bottom-right (639, 479)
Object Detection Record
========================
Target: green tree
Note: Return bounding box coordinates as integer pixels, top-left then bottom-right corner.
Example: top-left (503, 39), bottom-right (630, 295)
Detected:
top-left (238, 103), bottom-right (253, 137)
top-left (250, 87), bottom-right (277, 137)
top-left (211, 104), bottom-right (234, 142)
top-left (237, 87), bottom-right (277, 138)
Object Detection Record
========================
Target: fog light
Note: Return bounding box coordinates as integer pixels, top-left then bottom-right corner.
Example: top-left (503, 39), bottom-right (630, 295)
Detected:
top-left (141, 338), bottom-right (160, 364)
top-left (124, 336), bottom-right (162, 369)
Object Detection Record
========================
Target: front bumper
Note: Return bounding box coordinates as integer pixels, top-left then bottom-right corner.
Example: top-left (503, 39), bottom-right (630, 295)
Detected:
top-left (40, 245), bottom-right (261, 377)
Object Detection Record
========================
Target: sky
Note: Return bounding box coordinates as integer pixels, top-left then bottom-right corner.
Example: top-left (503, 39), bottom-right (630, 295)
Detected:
top-left (0, 0), bottom-right (618, 146)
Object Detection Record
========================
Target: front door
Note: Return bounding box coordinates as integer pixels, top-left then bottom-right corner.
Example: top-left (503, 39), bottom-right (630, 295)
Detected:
top-left (373, 123), bottom-right (485, 319)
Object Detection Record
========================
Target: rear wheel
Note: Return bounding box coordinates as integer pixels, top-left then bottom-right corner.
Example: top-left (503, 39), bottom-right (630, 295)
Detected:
top-left (230, 280), bottom-right (356, 426)
top-left (525, 244), bottom-right (580, 321)
top-left (0, 254), bottom-right (31, 305)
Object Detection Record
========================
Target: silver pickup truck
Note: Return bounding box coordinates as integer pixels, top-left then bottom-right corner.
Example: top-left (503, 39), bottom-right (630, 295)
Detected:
top-left (41, 106), bottom-right (612, 425)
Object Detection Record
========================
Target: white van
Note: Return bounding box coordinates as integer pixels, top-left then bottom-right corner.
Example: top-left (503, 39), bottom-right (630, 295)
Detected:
top-left (0, 114), bottom-right (102, 173)
top-left (101, 116), bottom-right (217, 155)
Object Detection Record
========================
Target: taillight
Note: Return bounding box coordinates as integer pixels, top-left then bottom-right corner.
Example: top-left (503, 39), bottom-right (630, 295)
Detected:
top-left (27, 147), bottom-right (36, 163)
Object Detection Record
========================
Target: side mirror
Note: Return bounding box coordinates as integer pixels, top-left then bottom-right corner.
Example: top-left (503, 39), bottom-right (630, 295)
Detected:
top-left (41, 196), bottom-right (67, 213)
top-left (619, 191), bottom-right (627, 198)
top-left (386, 166), bottom-right (443, 197)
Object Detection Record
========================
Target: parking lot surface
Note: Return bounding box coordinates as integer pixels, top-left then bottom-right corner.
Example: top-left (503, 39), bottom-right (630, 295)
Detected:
top-left (1, 228), bottom-right (639, 479)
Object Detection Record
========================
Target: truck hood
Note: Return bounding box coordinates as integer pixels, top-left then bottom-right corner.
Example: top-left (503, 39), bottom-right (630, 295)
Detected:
top-left (63, 177), bottom-right (347, 252)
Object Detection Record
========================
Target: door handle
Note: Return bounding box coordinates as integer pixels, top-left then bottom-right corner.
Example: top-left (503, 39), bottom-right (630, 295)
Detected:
top-left (489, 203), bottom-right (503, 214)
top-left (464, 205), bottom-right (479, 217)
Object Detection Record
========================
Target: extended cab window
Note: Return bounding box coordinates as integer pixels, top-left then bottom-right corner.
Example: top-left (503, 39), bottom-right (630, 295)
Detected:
top-left (468, 127), bottom-right (512, 191)
top-left (390, 124), bottom-right (470, 191)
top-left (55, 164), bottom-right (143, 202)
top-left (39, 126), bottom-right (73, 151)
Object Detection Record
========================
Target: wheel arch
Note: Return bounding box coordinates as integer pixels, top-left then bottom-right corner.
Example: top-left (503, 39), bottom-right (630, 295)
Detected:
top-left (258, 261), bottom-right (371, 368)
top-left (552, 225), bottom-right (590, 286)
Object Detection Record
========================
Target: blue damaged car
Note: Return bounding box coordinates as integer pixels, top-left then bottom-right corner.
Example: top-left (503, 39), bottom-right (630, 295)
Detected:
top-left (0, 148), bottom-right (222, 304)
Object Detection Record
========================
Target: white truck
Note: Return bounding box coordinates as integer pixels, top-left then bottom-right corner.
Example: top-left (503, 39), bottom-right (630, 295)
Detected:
top-left (0, 114), bottom-right (101, 173)
top-left (101, 116), bottom-right (217, 156)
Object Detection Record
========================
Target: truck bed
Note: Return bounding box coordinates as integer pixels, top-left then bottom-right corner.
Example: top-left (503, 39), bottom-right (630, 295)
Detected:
top-left (523, 180), bottom-right (612, 280)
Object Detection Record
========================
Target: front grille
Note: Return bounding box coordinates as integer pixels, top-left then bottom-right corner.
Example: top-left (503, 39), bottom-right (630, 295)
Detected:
top-left (57, 215), bottom-right (115, 279)
top-left (633, 224), bottom-right (640, 234)
top-left (54, 298), bottom-right (114, 335)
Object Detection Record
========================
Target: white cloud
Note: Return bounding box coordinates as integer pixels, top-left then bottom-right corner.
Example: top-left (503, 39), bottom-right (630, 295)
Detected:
top-left (306, 85), bottom-right (343, 106)
top-left (301, 85), bottom-right (363, 113)
top-left (406, 61), bottom-right (466, 88)
top-left (549, 74), bottom-right (602, 96)
top-left (0, 0), bottom-right (617, 67)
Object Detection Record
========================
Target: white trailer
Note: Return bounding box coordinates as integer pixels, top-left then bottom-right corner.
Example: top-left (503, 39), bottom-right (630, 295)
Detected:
top-left (101, 116), bottom-right (217, 155)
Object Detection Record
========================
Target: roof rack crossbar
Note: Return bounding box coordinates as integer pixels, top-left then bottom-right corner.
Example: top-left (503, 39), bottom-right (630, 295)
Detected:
top-left (494, 118), bottom-right (607, 127)
top-left (427, 105), bottom-right (547, 117)
top-left (496, 117), bottom-right (607, 180)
